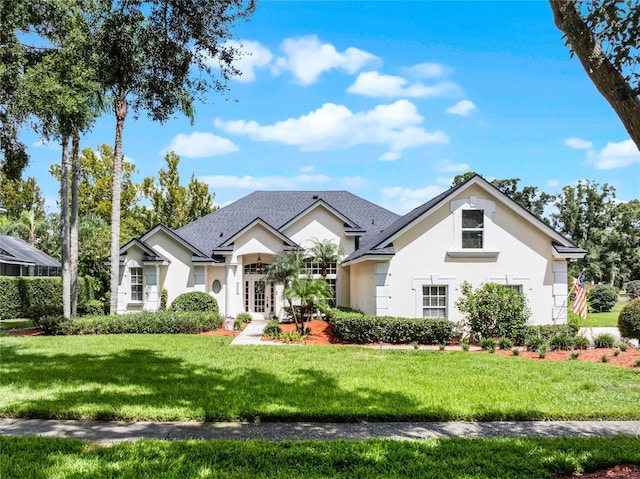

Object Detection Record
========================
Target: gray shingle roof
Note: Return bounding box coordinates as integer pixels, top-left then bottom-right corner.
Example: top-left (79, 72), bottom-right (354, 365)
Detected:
top-left (176, 191), bottom-right (400, 255)
top-left (0, 235), bottom-right (61, 267)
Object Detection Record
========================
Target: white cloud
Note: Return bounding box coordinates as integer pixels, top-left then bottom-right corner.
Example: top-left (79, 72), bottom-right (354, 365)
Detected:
top-left (402, 62), bottom-right (452, 78)
top-left (161, 132), bottom-right (239, 158)
top-left (342, 176), bottom-right (368, 188)
top-left (587, 139), bottom-right (640, 170)
top-left (32, 139), bottom-right (61, 151)
top-left (446, 100), bottom-right (476, 116)
top-left (439, 158), bottom-right (469, 172)
top-left (347, 71), bottom-right (459, 98)
top-left (380, 152), bottom-right (401, 162)
top-left (380, 184), bottom-right (447, 214)
top-left (300, 165), bottom-right (315, 173)
top-left (547, 179), bottom-right (560, 188)
top-left (215, 99), bottom-right (448, 159)
top-left (564, 137), bottom-right (593, 149)
top-left (223, 40), bottom-right (273, 83)
top-left (272, 35), bottom-right (379, 85)
top-left (200, 174), bottom-right (332, 190)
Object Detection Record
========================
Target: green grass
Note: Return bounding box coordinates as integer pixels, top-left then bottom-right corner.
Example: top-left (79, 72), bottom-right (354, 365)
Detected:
top-left (0, 319), bottom-right (34, 332)
top-left (580, 301), bottom-right (626, 327)
top-left (2, 435), bottom-right (640, 478)
top-left (1, 335), bottom-right (639, 421)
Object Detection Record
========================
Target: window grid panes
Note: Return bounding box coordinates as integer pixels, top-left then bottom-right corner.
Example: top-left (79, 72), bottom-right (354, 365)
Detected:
top-left (462, 210), bottom-right (484, 249)
top-left (303, 260), bottom-right (337, 276)
top-left (422, 285), bottom-right (447, 318)
top-left (130, 267), bottom-right (143, 301)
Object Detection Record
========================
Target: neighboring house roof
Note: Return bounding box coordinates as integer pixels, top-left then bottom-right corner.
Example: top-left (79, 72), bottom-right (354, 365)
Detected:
top-left (176, 191), bottom-right (400, 255)
top-left (0, 235), bottom-right (61, 267)
top-left (344, 175), bottom-right (585, 263)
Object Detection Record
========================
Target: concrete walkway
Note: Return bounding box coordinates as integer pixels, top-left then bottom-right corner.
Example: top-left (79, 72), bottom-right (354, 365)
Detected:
top-left (229, 320), bottom-right (268, 345)
top-left (579, 326), bottom-right (639, 347)
top-left (1, 418), bottom-right (638, 444)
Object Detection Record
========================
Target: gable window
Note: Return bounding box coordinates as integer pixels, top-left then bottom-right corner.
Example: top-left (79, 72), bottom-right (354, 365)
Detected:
top-left (422, 285), bottom-right (447, 318)
top-left (462, 210), bottom-right (484, 249)
top-left (130, 267), bottom-right (143, 301)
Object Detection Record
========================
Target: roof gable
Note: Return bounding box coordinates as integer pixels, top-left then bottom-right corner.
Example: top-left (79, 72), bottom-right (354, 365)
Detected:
top-left (220, 217), bottom-right (299, 249)
top-left (344, 175), bottom-right (584, 263)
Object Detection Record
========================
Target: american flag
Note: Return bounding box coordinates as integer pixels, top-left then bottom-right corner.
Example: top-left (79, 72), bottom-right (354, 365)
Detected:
top-left (571, 270), bottom-right (587, 319)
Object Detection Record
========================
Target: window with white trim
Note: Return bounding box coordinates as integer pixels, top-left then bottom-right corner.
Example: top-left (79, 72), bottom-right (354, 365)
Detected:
top-left (461, 210), bottom-right (484, 249)
top-left (422, 285), bottom-right (447, 318)
top-left (130, 267), bottom-right (143, 301)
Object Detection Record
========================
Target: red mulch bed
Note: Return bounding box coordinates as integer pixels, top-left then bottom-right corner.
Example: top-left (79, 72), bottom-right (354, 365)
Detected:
top-left (558, 464), bottom-right (640, 478)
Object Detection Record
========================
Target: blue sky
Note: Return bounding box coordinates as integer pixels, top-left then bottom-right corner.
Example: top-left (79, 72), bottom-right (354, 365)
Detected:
top-left (23, 1), bottom-right (640, 215)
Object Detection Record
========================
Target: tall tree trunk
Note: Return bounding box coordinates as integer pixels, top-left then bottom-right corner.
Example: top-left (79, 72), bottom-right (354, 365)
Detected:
top-left (70, 132), bottom-right (80, 317)
top-left (60, 135), bottom-right (71, 319)
top-left (110, 91), bottom-right (127, 315)
top-left (549, 1), bottom-right (640, 150)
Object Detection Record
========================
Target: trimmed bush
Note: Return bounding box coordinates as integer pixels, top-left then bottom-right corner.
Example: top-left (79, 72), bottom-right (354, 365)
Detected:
top-left (329, 310), bottom-right (455, 345)
top-left (455, 281), bottom-right (530, 342)
top-left (618, 298), bottom-right (640, 340)
top-left (549, 332), bottom-right (575, 351)
top-left (624, 280), bottom-right (640, 300)
top-left (160, 288), bottom-right (168, 311)
top-left (526, 324), bottom-right (577, 342)
top-left (593, 333), bottom-right (616, 349)
top-left (573, 335), bottom-right (590, 350)
top-left (525, 335), bottom-right (546, 353)
top-left (80, 300), bottom-right (106, 316)
top-left (262, 319), bottom-right (281, 338)
top-left (36, 310), bottom-right (222, 335)
top-left (236, 312), bottom-right (252, 323)
top-left (0, 276), bottom-right (93, 319)
top-left (170, 292), bottom-right (219, 315)
top-left (588, 284), bottom-right (618, 313)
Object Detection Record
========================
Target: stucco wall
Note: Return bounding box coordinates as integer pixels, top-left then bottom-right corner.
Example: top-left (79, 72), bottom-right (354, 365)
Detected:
top-left (384, 183), bottom-right (562, 325)
top-left (349, 261), bottom-right (376, 315)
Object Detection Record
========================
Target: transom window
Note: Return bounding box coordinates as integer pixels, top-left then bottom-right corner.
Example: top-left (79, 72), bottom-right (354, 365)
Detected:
top-left (244, 263), bottom-right (270, 275)
top-left (462, 210), bottom-right (484, 249)
top-left (422, 286), bottom-right (447, 318)
top-left (130, 267), bottom-right (143, 301)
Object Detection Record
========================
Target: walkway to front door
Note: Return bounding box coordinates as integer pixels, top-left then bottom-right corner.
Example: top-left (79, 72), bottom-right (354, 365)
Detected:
top-left (230, 320), bottom-right (269, 345)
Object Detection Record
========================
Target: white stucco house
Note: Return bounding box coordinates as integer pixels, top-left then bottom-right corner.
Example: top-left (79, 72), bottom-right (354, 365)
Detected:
top-left (114, 175), bottom-right (586, 324)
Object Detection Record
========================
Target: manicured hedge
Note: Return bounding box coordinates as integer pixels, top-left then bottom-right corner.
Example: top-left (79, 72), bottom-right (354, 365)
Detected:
top-left (526, 324), bottom-right (577, 341)
top-left (0, 276), bottom-right (94, 319)
top-left (170, 292), bottom-right (219, 315)
top-left (36, 310), bottom-right (223, 335)
top-left (618, 298), bottom-right (640, 340)
top-left (328, 309), bottom-right (455, 345)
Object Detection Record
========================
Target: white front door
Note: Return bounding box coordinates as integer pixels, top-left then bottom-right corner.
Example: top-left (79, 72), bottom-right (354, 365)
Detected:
top-left (245, 279), bottom-right (274, 319)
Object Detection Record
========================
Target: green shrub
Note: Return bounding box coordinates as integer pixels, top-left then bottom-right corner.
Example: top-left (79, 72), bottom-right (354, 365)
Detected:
top-left (526, 324), bottom-right (577, 342)
top-left (588, 284), bottom-right (618, 313)
top-left (329, 311), bottom-right (455, 345)
top-left (80, 300), bottom-right (106, 316)
top-left (461, 341), bottom-right (470, 352)
top-left (573, 336), bottom-right (590, 350)
top-left (624, 280), bottom-right (640, 300)
top-left (593, 333), bottom-right (615, 348)
top-left (618, 298), bottom-right (640, 340)
top-left (511, 348), bottom-right (519, 356)
top-left (549, 332), bottom-right (575, 351)
top-left (236, 312), bottom-right (252, 323)
top-left (601, 355), bottom-right (609, 363)
top-left (0, 276), bottom-right (93, 319)
top-left (160, 288), bottom-right (168, 311)
top-left (617, 341), bottom-right (628, 352)
top-left (538, 345), bottom-right (548, 359)
top-left (526, 335), bottom-right (546, 353)
top-left (38, 311), bottom-right (222, 335)
top-left (262, 319), bottom-right (281, 339)
top-left (170, 292), bottom-right (219, 315)
top-left (498, 337), bottom-right (513, 350)
top-left (279, 330), bottom-right (306, 342)
top-left (570, 351), bottom-right (580, 360)
top-left (480, 337), bottom-right (497, 353)
top-left (455, 281), bottom-right (530, 342)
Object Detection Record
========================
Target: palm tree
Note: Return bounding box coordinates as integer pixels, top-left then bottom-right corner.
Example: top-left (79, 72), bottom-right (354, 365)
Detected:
top-left (284, 276), bottom-right (334, 334)
top-left (308, 238), bottom-right (343, 278)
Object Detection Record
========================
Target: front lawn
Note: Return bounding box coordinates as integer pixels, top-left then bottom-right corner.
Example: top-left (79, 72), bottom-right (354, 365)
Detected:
top-left (2, 435), bottom-right (640, 479)
top-left (0, 319), bottom-right (33, 332)
top-left (580, 301), bottom-right (626, 327)
top-left (1, 335), bottom-right (639, 421)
